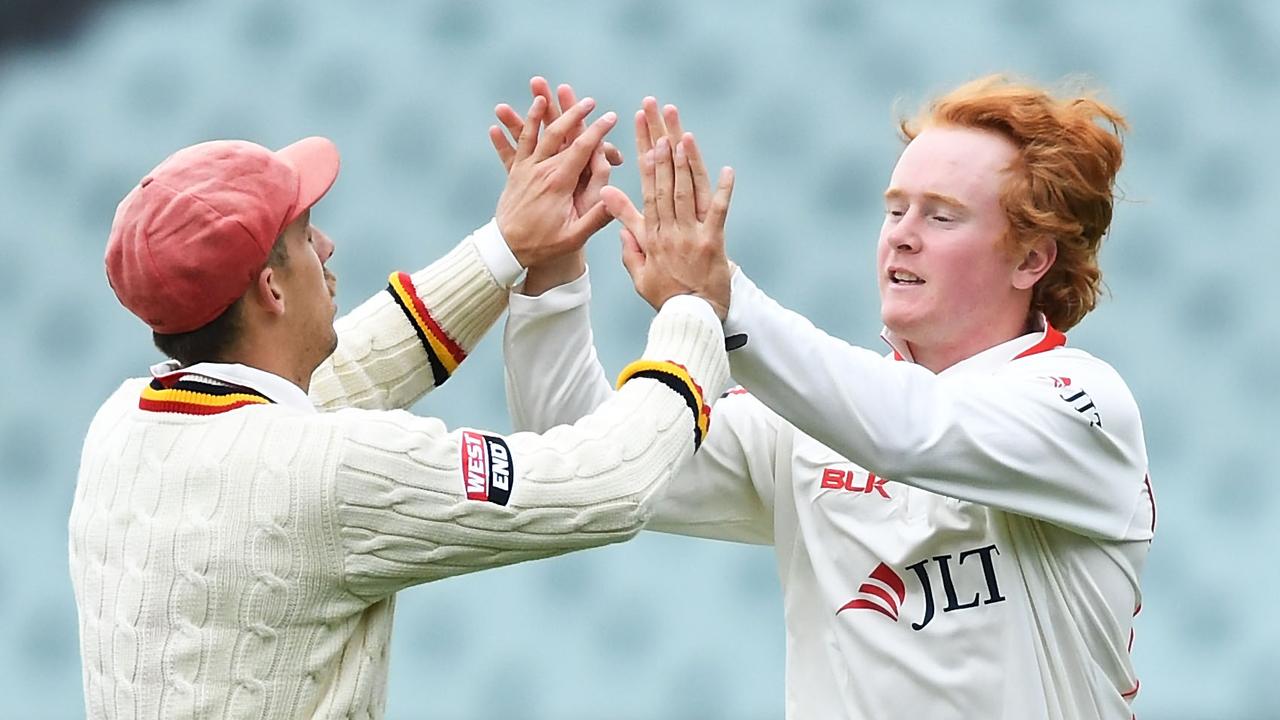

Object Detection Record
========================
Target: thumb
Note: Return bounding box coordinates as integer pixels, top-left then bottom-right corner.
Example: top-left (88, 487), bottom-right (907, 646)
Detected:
top-left (602, 185), bottom-right (644, 243)
top-left (619, 227), bottom-right (646, 283)
top-left (601, 186), bottom-right (639, 217)
top-left (567, 200), bottom-right (613, 248)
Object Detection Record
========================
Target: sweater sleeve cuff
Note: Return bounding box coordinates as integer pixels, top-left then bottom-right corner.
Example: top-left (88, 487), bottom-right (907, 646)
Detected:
top-left (509, 267), bottom-right (592, 317)
top-left (641, 295), bottom-right (730, 401)
top-left (722, 267), bottom-right (761, 353)
top-left (471, 218), bottom-right (525, 289)
top-left (405, 230), bottom-right (509, 355)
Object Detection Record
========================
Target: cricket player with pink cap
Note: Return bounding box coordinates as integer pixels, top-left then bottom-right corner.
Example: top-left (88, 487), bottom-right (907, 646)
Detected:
top-left (70, 92), bottom-right (732, 718)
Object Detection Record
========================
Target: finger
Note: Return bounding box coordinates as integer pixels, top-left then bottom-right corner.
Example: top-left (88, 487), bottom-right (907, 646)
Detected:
top-left (576, 143), bottom-right (612, 199)
top-left (662, 104), bottom-right (685, 145)
top-left (706, 166), bottom-right (737, 233)
top-left (575, 147), bottom-right (612, 213)
top-left (619, 227), bottom-right (646, 283)
top-left (642, 96), bottom-right (666, 149)
top-left (530, 76), bottom-right (559, 124)
top-left (635, 110), bottom-right (657, 234)
top-left (556, 84), bottom-right (583, 145)
top-left (684, 132), bottom-right (712, 221)
top-left (566, 200), bottom-right (613, 247)
top-left (494, 103), bottom-right (525, 144)
top-left (489, 125), bottom-right (516, 172)
top-left (660, 105), bottom-right (711, 220)
top-left (600, 185), bottom-right (645, 238)
top-left (673, 138), bottom-right (696, 228)
top-left (635, 109), bottom-right (654, 156)
top-left (602, 141), bottom-right (624, 167)
top-left (534, 97), bottom-right (597, 162)
top-left (640, 146), bottom-right (658, 235)
top-left (653, 136), bottom-right (676, 228)
top-left (514, 96), bottom-right (547, 162)
top-left (584, 147), bottom-right (612, 200)
top-left (559, 110), bottom-right (618, 175)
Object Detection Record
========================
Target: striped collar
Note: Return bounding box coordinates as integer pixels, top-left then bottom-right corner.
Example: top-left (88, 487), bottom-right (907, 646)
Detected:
top-left (146, 360), bottom-right (317, 414)
top-left (880, 313), bottom-right (1067, 375)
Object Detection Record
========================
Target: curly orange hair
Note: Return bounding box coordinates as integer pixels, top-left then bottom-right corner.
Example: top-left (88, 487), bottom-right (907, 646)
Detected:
top-left (899, 76), bottom-right (1127, 331)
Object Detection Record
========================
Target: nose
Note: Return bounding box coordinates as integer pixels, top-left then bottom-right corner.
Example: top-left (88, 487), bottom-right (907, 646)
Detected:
top-left (885, 211), bottom-right (921, 253)
top-left (313, 226), bottom-right (335, 263)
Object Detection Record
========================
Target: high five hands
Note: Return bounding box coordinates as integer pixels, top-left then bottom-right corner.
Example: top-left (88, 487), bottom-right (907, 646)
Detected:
top-left (490, 78), bottom-right (620, 270)
top-left (603, 97), bottom-right (735, 320)
top-left (490, 80), bottom-right (736, 319)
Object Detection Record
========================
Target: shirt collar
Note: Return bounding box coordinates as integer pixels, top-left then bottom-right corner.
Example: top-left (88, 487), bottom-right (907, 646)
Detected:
top-left (879, 313), bottom-right (1066, 375)
top-left (149, 360), bottom-right (317, 414)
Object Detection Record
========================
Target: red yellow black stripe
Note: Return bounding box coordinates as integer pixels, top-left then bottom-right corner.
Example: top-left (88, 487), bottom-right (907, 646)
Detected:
top-left (386, 271), bottom-right (467, 387)
top-left (139, 377), bottom-right (272, 415)
top-left (616, 359), bottom-right (711, 450)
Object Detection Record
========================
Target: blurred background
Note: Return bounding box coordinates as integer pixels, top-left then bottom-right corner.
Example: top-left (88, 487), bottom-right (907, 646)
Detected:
top-left (1, 0), bottom-right (1276, 717)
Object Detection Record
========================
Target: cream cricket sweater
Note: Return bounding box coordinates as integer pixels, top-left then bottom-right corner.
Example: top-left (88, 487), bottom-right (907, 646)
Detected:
top-left (69, 222), bottom-right (730, 719)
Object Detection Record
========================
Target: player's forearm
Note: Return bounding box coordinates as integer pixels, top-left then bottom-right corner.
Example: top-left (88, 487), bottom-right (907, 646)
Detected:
top-left (504, 268), bottom-right (614, 432)
top-left (723, 269), bottom-right (1146, 538)
top-left (311, 221), bottom-right (515, 411)
top-left (336, 295), bottom-right (731, 597)
top-left (520, 250), bottom-right (586, 297)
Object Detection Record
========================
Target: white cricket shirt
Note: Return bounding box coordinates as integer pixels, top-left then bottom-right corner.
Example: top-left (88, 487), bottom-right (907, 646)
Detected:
top-left (503, 269), bottom-right (1155, 720)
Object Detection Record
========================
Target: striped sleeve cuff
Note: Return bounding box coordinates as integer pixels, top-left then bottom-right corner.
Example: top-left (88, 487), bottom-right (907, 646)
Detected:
top-left (614, 294), bottom-right (729, 451)
top-left (386, 271), bottom-right (469, 388)
top-left (375, 227), bottom-right (511, 388)
top-left (616, 359), bottom-right (711, 449)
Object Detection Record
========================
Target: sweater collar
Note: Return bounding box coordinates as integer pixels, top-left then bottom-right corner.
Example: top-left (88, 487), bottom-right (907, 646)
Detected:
top-left (148, 360), bottom-right (317, 414)
top-left (880, 313), bottom-right (1067, 375)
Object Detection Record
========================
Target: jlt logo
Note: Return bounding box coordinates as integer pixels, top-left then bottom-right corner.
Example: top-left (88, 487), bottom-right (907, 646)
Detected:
top-left (820, 467), bottom-right (890, 499)
top-left (837, 544), bottom-right (1006, 631)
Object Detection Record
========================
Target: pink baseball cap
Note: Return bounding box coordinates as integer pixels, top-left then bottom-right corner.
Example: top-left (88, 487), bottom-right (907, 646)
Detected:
top-left (105, 137), bottom-right (340, 334)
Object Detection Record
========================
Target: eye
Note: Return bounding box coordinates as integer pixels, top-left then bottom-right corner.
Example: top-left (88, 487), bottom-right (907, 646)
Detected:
top-left (885, 207), bottom-right (906, 219)
top-left (931, 214), bottom-right (954, 224)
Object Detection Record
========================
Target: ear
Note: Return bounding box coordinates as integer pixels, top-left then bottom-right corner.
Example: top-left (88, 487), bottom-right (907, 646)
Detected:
top-left (1012, 237), bottom-right (1056, 291)
top-left (248, 265), bottom-right (287, 317)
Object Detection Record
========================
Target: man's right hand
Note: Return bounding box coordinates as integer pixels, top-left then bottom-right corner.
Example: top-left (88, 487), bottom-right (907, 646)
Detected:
top-left (491, 78), bottom-right (621, 295)
top-left (492, 90), bottom-right (618, 270)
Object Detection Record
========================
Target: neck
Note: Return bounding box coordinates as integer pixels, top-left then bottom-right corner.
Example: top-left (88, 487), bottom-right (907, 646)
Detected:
top-left (902, 308), bottom-right (1035, 374)
top-left (219, 329), bottom-right (316, 394)
top-left (905, 338), bottom-right (987, 374)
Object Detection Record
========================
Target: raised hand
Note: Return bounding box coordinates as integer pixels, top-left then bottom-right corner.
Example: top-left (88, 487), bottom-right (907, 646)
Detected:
top-left (490, 77), bottom-right (623, 292)
top-left (490, 78), bottom-right (623, 175)
top-left (635, 97), bottom-right (713, 222)
top-left (602, 105), bottom-right (735, 320)
top-left (492, 91), bottom-right (619, 269)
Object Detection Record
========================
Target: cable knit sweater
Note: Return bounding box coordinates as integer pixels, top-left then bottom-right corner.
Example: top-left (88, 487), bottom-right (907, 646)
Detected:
top-left (68, 225), bottom-right (730, 719)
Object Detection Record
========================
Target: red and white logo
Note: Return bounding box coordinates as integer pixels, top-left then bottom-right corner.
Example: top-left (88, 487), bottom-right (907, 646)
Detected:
top-left (820, 467), bottom-right (891, 499)
top-left (837, 562), bottom-right (906, 621)
top-left (460, 430), bottom-right (515, 506)
top-left (837, 545), bottom-right (1006, 631)
top-left (462, 431), bottom-right (489, 500)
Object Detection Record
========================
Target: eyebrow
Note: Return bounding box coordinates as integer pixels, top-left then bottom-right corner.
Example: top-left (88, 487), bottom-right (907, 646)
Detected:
top-left (883, 189), bottom-right (969, 210)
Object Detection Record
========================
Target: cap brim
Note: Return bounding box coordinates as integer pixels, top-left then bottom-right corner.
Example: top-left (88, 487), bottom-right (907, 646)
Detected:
top-left (277, 136), bottom-right (340, 219)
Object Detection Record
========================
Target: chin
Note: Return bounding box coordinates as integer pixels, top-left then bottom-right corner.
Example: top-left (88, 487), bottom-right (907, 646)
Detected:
top-left (880, 303), bottom-right (914, 333)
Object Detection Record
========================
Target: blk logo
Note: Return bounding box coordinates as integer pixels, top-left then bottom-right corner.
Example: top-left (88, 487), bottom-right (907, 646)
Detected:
top-left (820, 468), bottom-right (891, 499)
top-left (837, 544), bottom-right (1006, 631)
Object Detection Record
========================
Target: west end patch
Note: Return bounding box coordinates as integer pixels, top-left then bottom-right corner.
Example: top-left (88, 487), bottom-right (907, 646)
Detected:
top-left (460, 430), bottom-right (515, 506)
